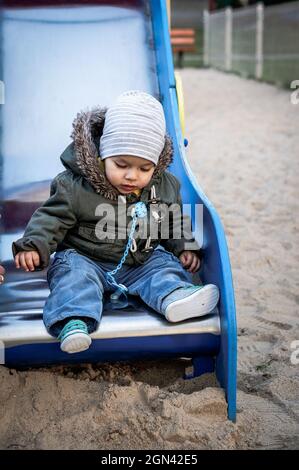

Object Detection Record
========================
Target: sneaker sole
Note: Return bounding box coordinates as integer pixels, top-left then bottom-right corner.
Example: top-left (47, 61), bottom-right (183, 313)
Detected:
top-left (60, 332), bottom-right (92, 354)
top-left (165, 284), bottom-right (220, 323)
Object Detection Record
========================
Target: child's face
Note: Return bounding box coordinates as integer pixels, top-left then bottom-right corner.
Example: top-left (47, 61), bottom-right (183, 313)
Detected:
top-left (104, 155), bottom-right (155, 194)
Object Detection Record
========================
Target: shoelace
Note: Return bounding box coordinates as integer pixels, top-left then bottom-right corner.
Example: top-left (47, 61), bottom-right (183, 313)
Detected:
top-left (58, 319), bottom-right (89, 341)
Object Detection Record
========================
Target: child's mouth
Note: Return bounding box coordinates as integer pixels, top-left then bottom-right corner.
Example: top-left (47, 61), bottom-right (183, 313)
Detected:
top-left (119, 185), bottom-right (137, 192)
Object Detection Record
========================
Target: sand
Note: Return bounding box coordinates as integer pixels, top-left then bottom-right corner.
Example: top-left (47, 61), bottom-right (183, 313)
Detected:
top-left (0, 69), bottom-right (298, 450)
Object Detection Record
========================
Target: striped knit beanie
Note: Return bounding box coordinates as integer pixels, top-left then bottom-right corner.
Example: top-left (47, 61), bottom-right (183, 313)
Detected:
top-left (99, 90), bottom-right (166, 165)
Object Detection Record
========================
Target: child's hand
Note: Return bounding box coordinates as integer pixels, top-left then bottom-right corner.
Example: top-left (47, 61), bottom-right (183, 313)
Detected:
top-left (179, 250), bottom-right (201, 273)
top-left (15, 251), bottom-right (41, 272)
top-left (0, 265), bottom-right (5, 284)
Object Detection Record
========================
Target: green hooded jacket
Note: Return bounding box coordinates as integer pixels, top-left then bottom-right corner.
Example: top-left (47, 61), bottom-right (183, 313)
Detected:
top-left (12, 107), bottom-right (202, 269)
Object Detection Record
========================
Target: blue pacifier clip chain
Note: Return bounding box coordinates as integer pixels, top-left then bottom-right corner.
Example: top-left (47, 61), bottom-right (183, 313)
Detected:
top-left (105, 201), bottom-right (148, 309)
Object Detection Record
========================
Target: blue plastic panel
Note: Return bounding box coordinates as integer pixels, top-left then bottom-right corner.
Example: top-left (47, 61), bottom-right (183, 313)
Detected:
top-left (4, 332), bottom-right (220, 368)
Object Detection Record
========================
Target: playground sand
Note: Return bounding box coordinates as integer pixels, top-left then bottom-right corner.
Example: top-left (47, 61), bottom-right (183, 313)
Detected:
top-left (0, 69), bottom-right (298, 450)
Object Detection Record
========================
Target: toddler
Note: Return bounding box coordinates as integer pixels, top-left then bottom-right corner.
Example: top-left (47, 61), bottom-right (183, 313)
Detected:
top-left (13, 90), bottom-right (219, 354)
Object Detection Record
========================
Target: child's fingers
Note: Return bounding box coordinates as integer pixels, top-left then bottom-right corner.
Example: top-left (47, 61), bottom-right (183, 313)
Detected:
top-left (0, 266), bottom-right (5, 284)
top-left (187, 257), bottom-right (196, 272)
top-left (188, 255), bottom-right (200, 273)
top-left (190, 257), bottom-right (201, 273)
top-left (179, 252), bottom-right (187, 263)
top-left (18, 252), bottom-right (29, 271)
top-left (183, 257), bottom-right (192, 269)
top-left (24, 252), bottom-right (37, 271)
top-left (20, 252), bottom-right (34, 272)
top-left (15, 254), bottom-right (20, 269)
top-left (32, 252), bottom-right (40, 267)
top-left (15, 251), bottom-right (40, 271)
top-left (183, 252), bottom-right (192, 264)
top-left (20, 251), bottom-right (29, 271)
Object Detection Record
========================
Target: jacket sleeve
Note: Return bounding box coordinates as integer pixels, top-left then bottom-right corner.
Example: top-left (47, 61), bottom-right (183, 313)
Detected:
top-left (160, 179), bottom-right (203, 260)
top-left (12, 172), bottom-right (77, 269)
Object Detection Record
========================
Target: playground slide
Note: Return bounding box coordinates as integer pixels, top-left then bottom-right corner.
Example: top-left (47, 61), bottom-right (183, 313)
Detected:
top-left (0, 0), bottom-right (237, 421)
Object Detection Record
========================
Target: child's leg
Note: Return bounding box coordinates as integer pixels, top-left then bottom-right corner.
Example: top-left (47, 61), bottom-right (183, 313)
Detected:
top-left (118, 247), bottom-right (219, 321)
top-left (52, 316), bottom-right (96, 336)
top-left (44, 249), bottom-right (110, 349)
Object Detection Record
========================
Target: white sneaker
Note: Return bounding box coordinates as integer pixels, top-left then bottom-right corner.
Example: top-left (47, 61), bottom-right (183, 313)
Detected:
top-left (163, 285), bottom-right (219, 323)
top-left (58, 319), bottom-right (92, 354)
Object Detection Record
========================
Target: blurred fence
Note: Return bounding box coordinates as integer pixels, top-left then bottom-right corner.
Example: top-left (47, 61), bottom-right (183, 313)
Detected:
top-left (203, 1), bottom-right (299, 87)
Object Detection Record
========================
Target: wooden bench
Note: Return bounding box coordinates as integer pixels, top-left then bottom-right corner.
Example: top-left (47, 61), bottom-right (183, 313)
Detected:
top-left (171, 28), bottom-right (196, 68)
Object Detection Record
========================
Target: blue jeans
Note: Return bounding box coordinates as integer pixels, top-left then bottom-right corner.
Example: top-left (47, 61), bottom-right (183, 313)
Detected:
top-left (44, 246), bottom-right (194, 337)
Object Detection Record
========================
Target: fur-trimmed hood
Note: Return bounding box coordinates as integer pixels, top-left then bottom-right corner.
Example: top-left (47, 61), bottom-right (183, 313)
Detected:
top-left (60, 107), bottom-right (174, 200)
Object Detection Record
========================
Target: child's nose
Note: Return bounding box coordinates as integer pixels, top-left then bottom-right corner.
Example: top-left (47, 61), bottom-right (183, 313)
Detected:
top-left (125, 168), bottom-right (138, 180)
